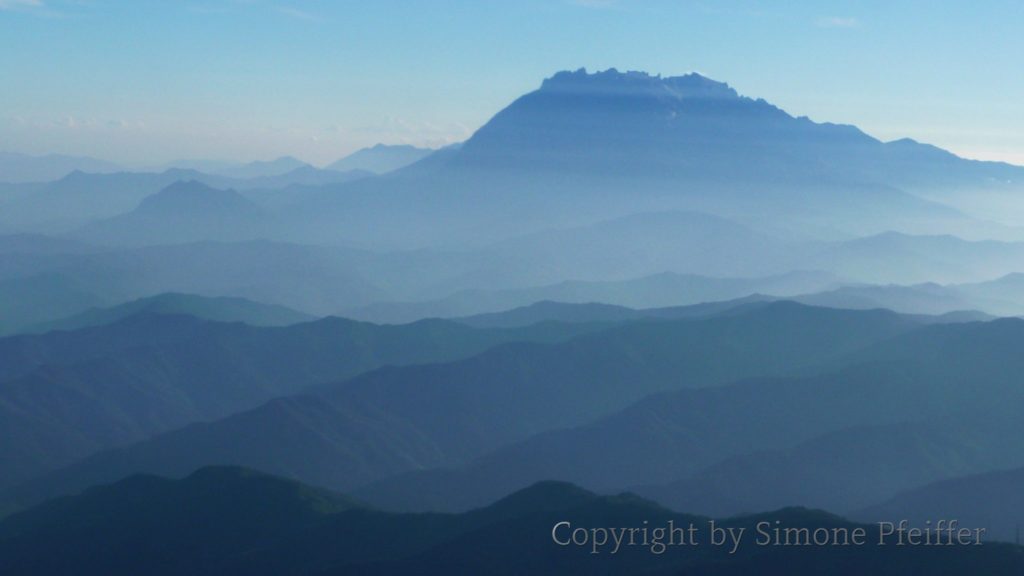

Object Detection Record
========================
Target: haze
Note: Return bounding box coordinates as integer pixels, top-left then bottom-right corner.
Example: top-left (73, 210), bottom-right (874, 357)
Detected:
top-left (2, 0), bottom-right (1023, 166)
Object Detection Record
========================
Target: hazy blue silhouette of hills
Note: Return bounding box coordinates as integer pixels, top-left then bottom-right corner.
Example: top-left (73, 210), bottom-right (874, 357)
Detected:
top-left (75, 181), bottom-right (272, 245)
top-left (634, 417), bottom-right (1024, 518)
top-left (455, 295), bottom-right (994, 329)
top-left (238, 165), bottom-right (372, 191)
top-left (2, 303), bottom-right (927, 511)
top-left (282, 69), bottom-right (1022, 248)
top-left (454, 69), bottom-right (1023, 189)
top-left (0, 167), bottom-right (368, 235)
top-left (351, 316), bottom-right (1024, 513)
top-left (5, 70), bottom-right (1024, 298)
top-left (855, 465), bottom-right (1024, 542)
top-left (793, 283), bottom-right (977, 315)
top-left (0, 170), bottom-right (213, 233)
top-left (347, 271), bottom-right (840, 323)
top-left (1, 468), bottom-right (1021, 575)
top-left (0, 312), bottom-right (601, 490)
top-left (328, 143), bottom-right (435, 174)
top-left (6, 70), bottom-right (1024, 253)
top-left (0, 273), bottom-right (108, 335)
top-left (27, 292), bottom-right (313, 333)
top-left (211, 155), bottom-right (308, 179)
top-left (805, 231), bottom-right (1024, 285)
top-left (0, 238), bottom-right (389, 320)
top-left (0, 152), bottom-right (121, 183)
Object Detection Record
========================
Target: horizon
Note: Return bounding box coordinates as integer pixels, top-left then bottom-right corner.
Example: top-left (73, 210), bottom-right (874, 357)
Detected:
top-left (2, 1), bottom-right (1023, 166)
top-left (13, 66), bottom-right (1024, 171)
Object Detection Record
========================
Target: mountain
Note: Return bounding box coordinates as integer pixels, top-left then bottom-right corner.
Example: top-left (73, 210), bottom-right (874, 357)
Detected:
top-left (0, 313), bottom-right (602, 490)
top-left (0, 273), bottom-right (108, 335)
top-left (456, 300), bottom-right (648, 328)
top-left (0, 167), bottom-right (370, 236)
top-left (855, 466), bottom-right (1024, 543)
top-left (353, 316), bottom-right (1024, 513)
top-left (454, 69), bottom-right (1024, 195)
top-left (1, 470), bottom-right (1021, 575)
top-left (212, 156), bottom-right (309, 179)
top-left (0, 234), bottom-right (99, 256)
top-left (0, 239), bottom-right (389, 317)
top-left (956, 273), bottom-right (1024, 315)
top-left (634, 416), bottom-right (1024, 518)
top-left (0, 152), bottom-right (121, 183)
top-left (4, 303), bottom-right (927, 510)
top-left (278, 69), bottom-right (1024, 252)
top-left (793, 283), bottom-right (977, 316)
top-left (0, 467), bottom-right (363, 571)
top-left (456, 296), bottom-right (784, 328)
top-left (457, 295), bottom-right (994, 330)
top-left (8, 71), bottom-right (1023, 249)
top-left (454, 69), bottom-right (872, 177)
top-left (74, 181), bottom-right (271, 246)
top-left (808, 232), bottom-right (1024, 285)
top-left (239, 165), bottom-right (372, 191)
top-left (328, 144), bottom-right (435, 174)
top-left (0, 169), bottom-right (210, 233)
top-left (790, 273), bottom-right (1024, 318)
top-left (27, 292), bottom-right (314, 333)
top-left (347, 270), bottom-right (841, 323)
top-left (470, 210), bottom-right (800, 286)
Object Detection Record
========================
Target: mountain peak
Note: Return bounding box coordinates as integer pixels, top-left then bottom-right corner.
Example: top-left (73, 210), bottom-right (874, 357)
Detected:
top-left (328, 144), bottom-right (434, 174)
top-left (134, 180), bottom-right (260, 216)
top-left (472, 481), bottom-right (599, 522)
top-left (452, 67), bottom-right (838, 176)
top-left (145, 179), bottom-right (227, 199)
top-left (539, 68), bottom-right (740, 101)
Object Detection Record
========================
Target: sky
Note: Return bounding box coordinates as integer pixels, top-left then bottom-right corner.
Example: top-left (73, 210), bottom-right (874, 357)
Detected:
top-left (1, 0), bottom-right (1022, 167)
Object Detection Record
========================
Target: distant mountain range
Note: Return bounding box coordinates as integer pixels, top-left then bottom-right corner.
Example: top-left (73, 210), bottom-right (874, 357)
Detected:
top-left (210, 156), bottom-right (309, 179)
top-left (6, 70), bottom-right (1024, 249)
top-left (74, 181), bottom-right (273, 246)
top-left (1, 467), bottom-right (1020, 575)
top-left (0, 167), bottom-right (368, 234)
top-left (5, 69), bottom-right (1024, 575)
top-left (280, 69), bottom-right (1024, 249)
top-left (2, 302), bottom-right (933, 512)
top-left (26, 292), bottom-right (314, 333)
top-left (0, 235), bottom-right (389, 328)
top-left (856, 465), bottom-right (1024, 543)
top-left (453, 296), bottom-right (993, 330)
top-left (354, 315), bottom-right (1024, 516)
top-left (346, 269), bottom-right (843, 324)
top-left (0, 310), bottom-right (601, 491)
top-left (3, 229), bottom-right (1022, 338)
top-left (328, 143), bottom-right (435, 174)
top-left (348, 266), bottom-right (1024, 324)
top-left (0, 152), bottom-right (121, 183)
top-left (3, 70), bottom-right (1024, 308)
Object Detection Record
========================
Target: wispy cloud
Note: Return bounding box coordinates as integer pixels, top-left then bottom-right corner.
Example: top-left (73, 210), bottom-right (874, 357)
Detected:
top-left (0, 0), bottom-right (43, 10)
top-left (275, 5), bottom-right (318, 21)
top-left (0, 0), bottom-right (77, 18)
top-left (816, 16), bottom-right (860, 29)
top-left (347, 115), bottom-right (472, 149)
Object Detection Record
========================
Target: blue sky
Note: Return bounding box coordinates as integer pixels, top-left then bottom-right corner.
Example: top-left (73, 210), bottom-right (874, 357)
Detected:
top-left (1, 0), bottom-right (1022, 166)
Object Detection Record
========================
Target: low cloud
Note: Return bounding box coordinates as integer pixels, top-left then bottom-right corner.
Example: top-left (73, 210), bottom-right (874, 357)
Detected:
top-left (0, 0), bottom-right (43, 10)
top-left (275, 5), bottom-right (318, 21)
